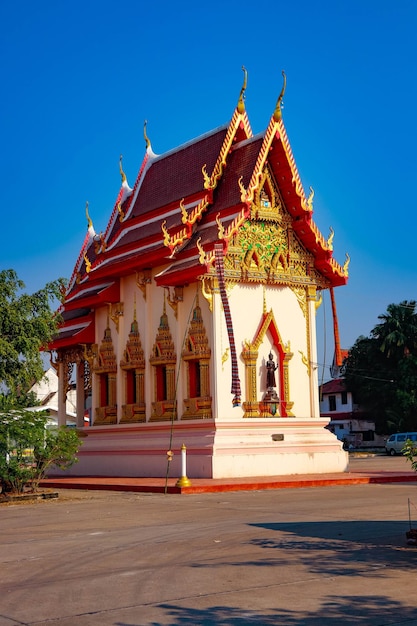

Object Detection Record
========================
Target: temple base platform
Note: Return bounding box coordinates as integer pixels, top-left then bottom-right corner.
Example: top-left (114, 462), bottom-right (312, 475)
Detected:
top-left (55, 417), bottom-right (348, 479)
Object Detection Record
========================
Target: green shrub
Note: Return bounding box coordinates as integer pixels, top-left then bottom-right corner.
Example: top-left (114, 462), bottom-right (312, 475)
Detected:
top-left (402, 439), bottom-right (417, 472)
top-left (0, 410), bottom-right (81, 494)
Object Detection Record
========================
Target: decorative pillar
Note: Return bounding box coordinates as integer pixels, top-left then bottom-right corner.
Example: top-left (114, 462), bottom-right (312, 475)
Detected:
top-left (108, 374), bottom-right (117, 406)
top-left (166, 366), bottom-right (176, 401)
top-left (307, 285), bottom-right (319, 417)
top-left (57, 358), bottom-right (67, 427)
top-left (242, 347), bottom-right (259, 417)
top-left (136, 370), bottom-right (144, 403)
top-left (76, 359), bottom-right (85, 428)
top-left (200, 359), bottom-right (210, 398)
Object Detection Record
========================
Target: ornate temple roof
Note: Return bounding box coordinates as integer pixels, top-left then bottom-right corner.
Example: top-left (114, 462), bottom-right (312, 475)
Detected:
top-left (51, 71), bottom-right (348, 349)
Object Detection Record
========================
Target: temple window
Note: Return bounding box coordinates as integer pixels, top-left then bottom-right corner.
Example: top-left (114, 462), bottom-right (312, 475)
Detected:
top-left (120, 309), bottom-right (146, 423)
top-left (181, 298), bottom-right (212, 420)
top-left (99, 373), bottom-right (110, 407)
top-left (188, 359), bottom-right (201, 398)
top-left (156, 365), bottom-right (168, 401)
top-left (149, 300), bottom-right (177, 421)
top-left (126, 370), bottom-right (141, 404)
top-left (92, 323), bottom-right (117, 425)
top-left (328, 395), bottom-right (337, 411)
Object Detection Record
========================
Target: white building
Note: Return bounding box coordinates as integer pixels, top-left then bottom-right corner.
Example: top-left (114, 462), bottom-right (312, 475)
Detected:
top-left (29, 367), bottom-right (77, 426)
top-left (320, 378), bottom-right (386, 448)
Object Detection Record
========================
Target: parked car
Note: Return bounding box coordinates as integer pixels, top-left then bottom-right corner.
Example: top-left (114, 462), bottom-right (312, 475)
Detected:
top-left (385, 432), bottom-right (417, 456)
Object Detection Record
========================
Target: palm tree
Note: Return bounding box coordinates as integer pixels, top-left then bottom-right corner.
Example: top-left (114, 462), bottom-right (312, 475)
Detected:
top-left (372, 301), bottom-right (417, 359)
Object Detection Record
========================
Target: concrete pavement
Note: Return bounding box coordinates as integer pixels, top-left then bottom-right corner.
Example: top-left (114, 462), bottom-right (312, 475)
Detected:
top-left (2, 457), bottom-right (417, 625)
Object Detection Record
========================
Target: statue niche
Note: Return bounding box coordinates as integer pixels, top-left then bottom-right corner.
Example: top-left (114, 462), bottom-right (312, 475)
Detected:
top-left (262, 351), bottom-right (280, 415)
top-left (241, 308), bottom-right (294, 418)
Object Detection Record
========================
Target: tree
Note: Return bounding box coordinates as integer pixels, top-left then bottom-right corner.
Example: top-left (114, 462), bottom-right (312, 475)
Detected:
top-left (344, 301), bottom-right (417, 434)
top-left (0, 269), bottom-right (66, 404)
top-left (372, 301), bottom-right (417, 359)
top-left (0, 410), bottom-right (81, 494)
top-left (0, 271), bottom-right (80, 495)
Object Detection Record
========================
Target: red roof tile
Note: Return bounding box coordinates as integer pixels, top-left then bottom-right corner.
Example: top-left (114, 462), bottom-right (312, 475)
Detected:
top-left (131, 127), bottom-right (227, 218)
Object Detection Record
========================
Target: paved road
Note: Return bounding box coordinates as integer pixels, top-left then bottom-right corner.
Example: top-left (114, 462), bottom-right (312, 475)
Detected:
top-left (349, 453), bottom-right (413, 474)
top-left (2, 457), bottom-right (417, 625)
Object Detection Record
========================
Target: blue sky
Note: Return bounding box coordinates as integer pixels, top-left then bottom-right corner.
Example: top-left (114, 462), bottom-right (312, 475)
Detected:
top-left (1, 0), bottom-right (416, 378)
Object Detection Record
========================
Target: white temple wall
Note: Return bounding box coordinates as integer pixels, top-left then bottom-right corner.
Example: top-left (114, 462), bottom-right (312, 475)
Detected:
top-left (211, 288), bottom-right (239, 421)
top-left (211, 283), bottom-right (315, 420)
top-left (90, 274), bottom-right (320, 426)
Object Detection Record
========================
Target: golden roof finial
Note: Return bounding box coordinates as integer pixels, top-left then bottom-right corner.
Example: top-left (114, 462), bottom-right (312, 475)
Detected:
top-left (327, 226), bottom-right (335, 250)
top-left (180, 199), bottom-right (187, 224)
top-left (273, 70), bottom-right (287, 122)
top-left (119, 154), bottom-right (127, 183)
top-left (307, 186), bottom-right (314, 211)
top-left (161, 220), bottom-right (170, 247)
top-left (343, 252), bottom-right (350, 276)
top-left (237, 66), bottom-right (248, 114)
top-left (315, 291), bottom-right (323, 310)
top-left (202, 164), bottom-right (213, 189)
top-left (144, 119), bottom-right (151, 149)
top-left (84, 252), bottom-right (91, 273)
top-left (117, 201), bottom-right (125, 222)
top-left (86, 200), bottom-right (92, 229)
top-left (85, 201), bottom-right (95, 237)
top-left (196, 237), bottom-right (207, 265)
top-left (216, 213), bottom-right (225, 239)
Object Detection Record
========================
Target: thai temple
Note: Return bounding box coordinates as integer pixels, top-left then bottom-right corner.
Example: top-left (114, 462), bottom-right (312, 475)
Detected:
top-left (49, 69), bottom-right (350, 479)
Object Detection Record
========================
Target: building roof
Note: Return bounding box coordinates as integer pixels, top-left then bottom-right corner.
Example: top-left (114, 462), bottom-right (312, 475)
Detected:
top-left (320, 378), bottom-right (347, 394)
top-left (50, 74), bottom-right (348, 350)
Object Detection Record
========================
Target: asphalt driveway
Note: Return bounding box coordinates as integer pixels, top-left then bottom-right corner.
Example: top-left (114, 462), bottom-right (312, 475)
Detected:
top-left (2, 477), bottom-right (417, 625)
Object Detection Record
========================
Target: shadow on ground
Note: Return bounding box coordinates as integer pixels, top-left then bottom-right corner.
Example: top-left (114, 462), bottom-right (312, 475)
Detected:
top-left (112, 521), bottom-right (417, 625)
top-left (246, 520), bottom-right (415, 577)
top-left (115, 594), bottom-right (417, 625)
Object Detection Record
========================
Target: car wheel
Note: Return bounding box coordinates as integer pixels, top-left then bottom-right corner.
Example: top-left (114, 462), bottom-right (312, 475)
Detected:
top-left (389, 448), bottom-right (396, 456)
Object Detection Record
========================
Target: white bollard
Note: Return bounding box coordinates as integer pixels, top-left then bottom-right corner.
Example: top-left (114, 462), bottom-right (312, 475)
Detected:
top-left (176, 443), bottom-right (192, 488)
